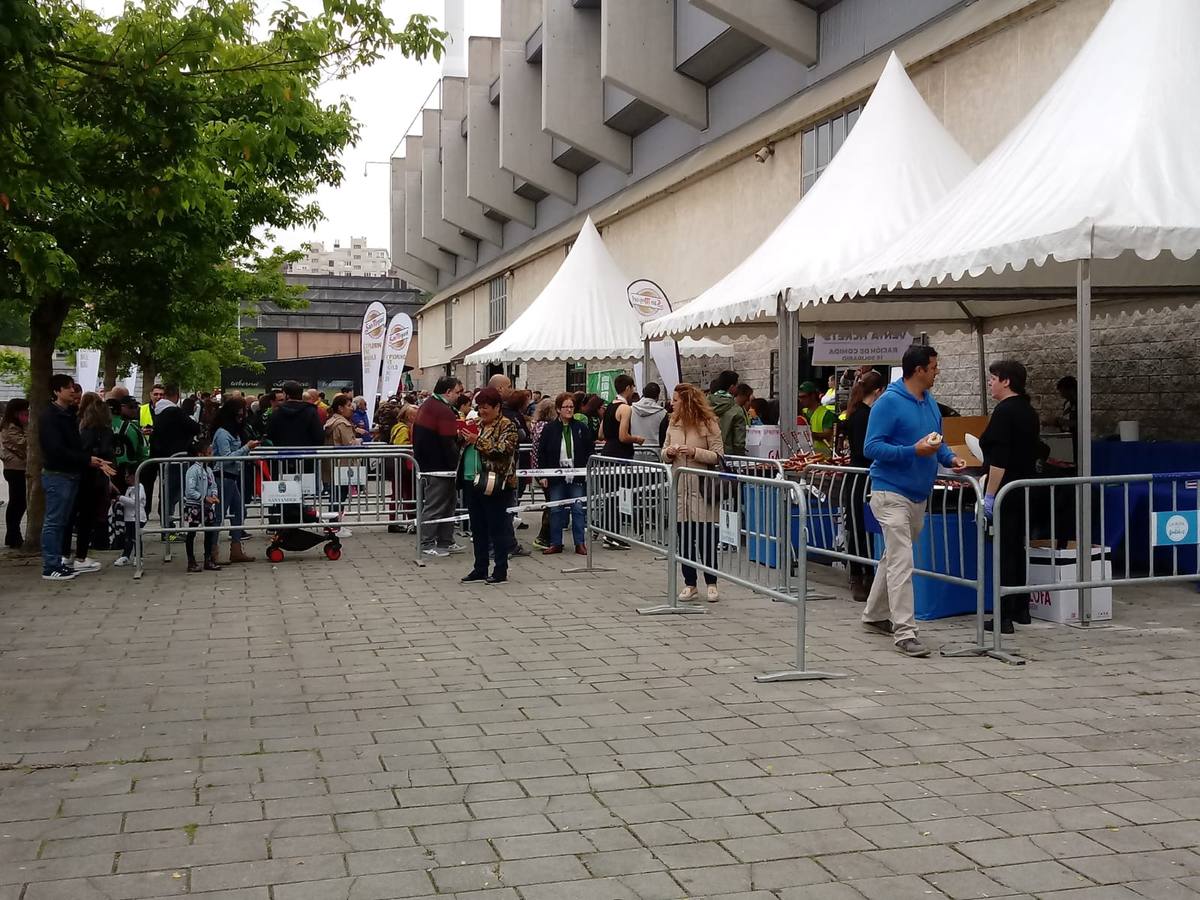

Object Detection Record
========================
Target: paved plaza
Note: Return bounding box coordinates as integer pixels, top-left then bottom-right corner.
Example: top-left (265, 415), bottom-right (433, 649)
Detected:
top-left (1, 528), bottom-right (1199, 900)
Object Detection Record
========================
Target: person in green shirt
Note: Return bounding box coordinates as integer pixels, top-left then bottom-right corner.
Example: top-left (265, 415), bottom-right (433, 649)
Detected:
top-left (112, 396), bottom-right (149, 472)
top-left (799, 380), bottom-right (836, 457)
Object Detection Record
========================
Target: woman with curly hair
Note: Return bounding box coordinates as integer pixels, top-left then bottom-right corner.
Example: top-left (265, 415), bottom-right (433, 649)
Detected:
top-left (662, 383), bottom-right (724, 603)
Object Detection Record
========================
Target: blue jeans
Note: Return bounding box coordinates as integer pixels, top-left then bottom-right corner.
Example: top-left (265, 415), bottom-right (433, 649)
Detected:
top-left (222, 475), bottom-right (248, 542)
top-left (548, 480), bottom-right (586, 547)
top-left (41, 473), bottom-right (79, 574)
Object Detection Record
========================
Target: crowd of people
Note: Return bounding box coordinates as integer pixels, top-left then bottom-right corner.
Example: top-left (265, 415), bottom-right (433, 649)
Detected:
top-left (0, 352), bottom-right (1047, 653)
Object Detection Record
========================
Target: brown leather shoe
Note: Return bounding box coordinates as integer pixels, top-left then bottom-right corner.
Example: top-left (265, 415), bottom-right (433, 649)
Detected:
top-left (575, 544), bottom-right (588, 556)
top-left (542, 545), bottom-right (563, 555)
top-left (227, 541), bottom-right (255, 564)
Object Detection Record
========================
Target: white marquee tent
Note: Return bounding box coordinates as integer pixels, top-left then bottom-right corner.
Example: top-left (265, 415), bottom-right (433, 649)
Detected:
top-left (643, 52), bottom-right (975, 343)
top-left (466, 216), bottom-right (726, 366)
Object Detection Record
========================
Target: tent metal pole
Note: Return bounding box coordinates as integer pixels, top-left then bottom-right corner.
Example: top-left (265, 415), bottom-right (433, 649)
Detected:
top-left (777, 296), bottom-right (798, 448)
top-left (643, 337), bottom-right (651, 388)
top-left (975, 326), bottom-right (988, 415)
top-left (1075, 258), bottom-right (1094, 627)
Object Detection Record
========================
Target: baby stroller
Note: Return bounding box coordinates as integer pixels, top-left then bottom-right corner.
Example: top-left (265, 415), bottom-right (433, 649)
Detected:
top-left (260, 473), bottom-right (343, 563)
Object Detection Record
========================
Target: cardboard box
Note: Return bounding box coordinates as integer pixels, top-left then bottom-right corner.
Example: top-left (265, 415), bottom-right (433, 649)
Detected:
top-left (1027, 546), bottom-right (1113, 624)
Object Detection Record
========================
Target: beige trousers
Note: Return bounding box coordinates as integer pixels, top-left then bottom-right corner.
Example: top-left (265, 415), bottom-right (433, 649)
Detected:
top-left (862, 490), bottom-right (927, 644)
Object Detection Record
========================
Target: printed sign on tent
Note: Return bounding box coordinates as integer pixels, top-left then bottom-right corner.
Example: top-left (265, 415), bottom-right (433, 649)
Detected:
top-left (587, 369), bottom-right (623, 402)
top-left (627, 279), bottom-right (682, 395)
top-left (811, 331), bottom-right (914, 366)
top-left (359, 302), bottom-right (388, 429)
top-left (75, 349), bottom-right (101, 394)
top-left (380, 313), bottom-right (413, 401)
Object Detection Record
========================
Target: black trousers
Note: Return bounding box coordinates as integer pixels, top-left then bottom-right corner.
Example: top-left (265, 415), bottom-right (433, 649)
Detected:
top-left (465, 484), bottom-right (514, 578)
top-left (64, 469), bottom-right (105, 559)
top-left (997, 491), bottom-right (1031, 621)
top-left (4, 469), bottom-right (26, 547)
top-left (678, 521), bottom-right (718, 587)
top-left (841, 475), bottom-right (873, 578)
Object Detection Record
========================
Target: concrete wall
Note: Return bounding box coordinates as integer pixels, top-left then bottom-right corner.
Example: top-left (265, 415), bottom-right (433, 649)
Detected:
top-left (440, 78), bottom-right (503, 247)
top-left (541, 0), bottom-right (632, 172)
top-left (601, 0), bottom-right (707, 130)
top-left (500, 0), bottom-right (577, 202)
top-left (601, 131), bottom-right (802, 305)
top-left (466, 37), bottom-right (536, 228)
top-left (387, 160), bottom-right (438, 291)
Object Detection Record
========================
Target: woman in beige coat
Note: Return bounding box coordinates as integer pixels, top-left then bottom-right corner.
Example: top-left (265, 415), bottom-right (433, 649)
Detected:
top-left (662, 383), bottom-right (725, 602)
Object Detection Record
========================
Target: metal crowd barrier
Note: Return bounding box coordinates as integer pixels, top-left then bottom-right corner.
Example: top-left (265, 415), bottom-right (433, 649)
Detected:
top-left (800, 465), bottom-right (987, 656)
top-left (985, 470), bottom-right (1200, 665)
top-left (569, 455), bottom-right (674, 575)
top-left (644, 464), bottom-right (843, 681)
top-left (131, 447), bottom-right (423, 577)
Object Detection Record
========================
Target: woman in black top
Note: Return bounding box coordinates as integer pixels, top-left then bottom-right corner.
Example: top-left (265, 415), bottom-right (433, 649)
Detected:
top-left (841, 371), bottom-right (885, 601)
top-left (979, 359), bottom-right (1042, 633)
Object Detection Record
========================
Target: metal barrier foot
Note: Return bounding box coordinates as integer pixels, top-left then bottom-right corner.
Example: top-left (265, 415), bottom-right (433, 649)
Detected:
top-left (985, 648), bottom-right (1027, 666)
top-left (1064, 621), bottom-right (1114, 630)
top-left (560, 563), bottom-right (618, 574)
top-left (755, 668), bottom-right (846, 682)
top-left (806, 589), bottom-right (836, 601)
top-left (940, 645), bottom-right (988, 658)
top-left (637, 603), bottom-right (707, 616)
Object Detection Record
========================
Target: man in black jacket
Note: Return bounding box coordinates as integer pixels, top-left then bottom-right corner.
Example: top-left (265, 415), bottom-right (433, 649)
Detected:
top-left (267, 381), bottom-right (324, 448)
top-left (39, 374), bottom-right (115, 579)
top-left (148, 384), bottom-right (202, 531)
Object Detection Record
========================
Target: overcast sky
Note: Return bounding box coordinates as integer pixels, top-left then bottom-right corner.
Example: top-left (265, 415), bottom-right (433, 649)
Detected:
top-left (83, 0), bottom-right (501, 254)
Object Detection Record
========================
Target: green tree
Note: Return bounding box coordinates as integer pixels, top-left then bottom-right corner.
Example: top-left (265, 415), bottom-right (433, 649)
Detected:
top-left (0, 0), bottom-right (444, 548)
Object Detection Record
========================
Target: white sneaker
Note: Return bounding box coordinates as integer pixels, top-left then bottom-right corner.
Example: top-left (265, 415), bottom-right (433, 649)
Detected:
top-left (336, 527), bottom-right (353, 537)
top-left (422, 547), bottom-right (449, 558)
top-left (444, 543), bottom-right (466, 554)
top-left (678, 586), bottom-right (699, 601)
top-left (706, 585), bottom-right (720, 603)
top-left (113, 556), bottom-right (130, 567)
top-left (61, 556), bottom-right (72, 568)
top-left (72, 559), bottom-right (102, 574)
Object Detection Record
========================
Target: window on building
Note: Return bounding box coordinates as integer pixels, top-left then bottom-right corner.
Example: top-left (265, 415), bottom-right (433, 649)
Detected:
top-left (769, 350), bottom-right (778, 398)
top-left (444, 303), bottom-right (453, 348)
top-left (489, 276), bottom-right (507, 335)
top-left (565, 361), bottom-right (586, 393)
top-left (801, 105), bottom-right (861, 193)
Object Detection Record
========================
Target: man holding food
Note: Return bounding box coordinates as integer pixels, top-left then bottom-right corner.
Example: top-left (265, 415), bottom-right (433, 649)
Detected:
top-left (862, 345), bottom-right (966, 657)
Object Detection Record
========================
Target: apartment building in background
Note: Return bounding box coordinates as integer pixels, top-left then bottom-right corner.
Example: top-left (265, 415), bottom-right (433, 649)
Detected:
top-left (286, 237), bottom-right (392, 278)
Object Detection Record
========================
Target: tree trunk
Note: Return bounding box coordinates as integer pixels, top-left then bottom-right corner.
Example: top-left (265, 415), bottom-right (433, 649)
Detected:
top-left (136, 354), bottom-right (157, 393)
top-left (22, 290), bottom-right (72, 553)
top-left (103, 342), bottom-right (120, 391)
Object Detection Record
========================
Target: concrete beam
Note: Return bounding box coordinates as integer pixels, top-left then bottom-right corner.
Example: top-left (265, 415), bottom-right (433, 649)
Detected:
top-left (601, 0), bottom-right (708, 130)
top-left (388, 159), bottom-right (438, 292)
top-left (690, 0), bottom-right (818, 66)
top-left (500, 0), bottom-right (577, 203)
top-left (541, 0), bottom-right (632, 173)
top-left (403, 149), bottom-right (456, 275)
top-left (466, 37), bottom-right (536, 228)
top-left (416, 128), bottom-right (477, 261)
top-left (437, 84), bottom-right (504, 247)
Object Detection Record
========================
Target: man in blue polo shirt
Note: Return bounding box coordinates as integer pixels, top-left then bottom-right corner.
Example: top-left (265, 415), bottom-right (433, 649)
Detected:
top-left (862, 345), bottom-right (965, 657)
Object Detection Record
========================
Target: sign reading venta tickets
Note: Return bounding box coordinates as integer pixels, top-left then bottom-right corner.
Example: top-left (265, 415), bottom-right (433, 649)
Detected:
top-left (627, 279), bottom-right (683, 395)
top-left (1153, 510), bottom-right (1200, 546)
top-left (379, 313), bottom-right (413, 402)
top-left (359, 301), bottom-right (388, 429)
top-left (811, 331), bottom-right (914, 366)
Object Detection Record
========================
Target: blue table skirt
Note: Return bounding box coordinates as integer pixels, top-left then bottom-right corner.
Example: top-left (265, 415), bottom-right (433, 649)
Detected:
top-left (1093, 441), bottom-right (1200, 476)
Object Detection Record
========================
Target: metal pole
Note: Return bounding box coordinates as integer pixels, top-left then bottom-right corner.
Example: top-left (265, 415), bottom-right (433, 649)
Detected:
top-left (777, 296), bottom-right (799, 450)
top-left (1076, 259), bottom-right (1094, 626)
top-left (643, 337), bottom-right (652, 389)
top-left (976, 324), bottom-right (988, 416)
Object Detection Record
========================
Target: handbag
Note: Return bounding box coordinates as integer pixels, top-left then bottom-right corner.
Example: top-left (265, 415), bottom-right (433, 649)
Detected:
top-left (699, 454), bottom-right (733, 504)
top-left (473, 469), bottom-right (500, 496)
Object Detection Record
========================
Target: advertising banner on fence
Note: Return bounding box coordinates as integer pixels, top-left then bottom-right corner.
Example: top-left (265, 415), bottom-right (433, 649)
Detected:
top-left (360, 302), bottom-right (388, 428)
top-left (75, 348), bottom-right (101, 394)
top-left (811, 331), bottom-right (914, 366)
top-left (627, 279), bottom-right (682, 395)
top-left (379, 313), bottom-right (413, 402)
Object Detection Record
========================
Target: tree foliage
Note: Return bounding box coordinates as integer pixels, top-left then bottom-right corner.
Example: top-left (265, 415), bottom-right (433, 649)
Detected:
top-left (0, 0), bottom-right (445, 546)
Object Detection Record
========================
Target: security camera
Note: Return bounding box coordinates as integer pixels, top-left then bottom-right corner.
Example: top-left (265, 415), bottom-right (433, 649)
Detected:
top-left (753, 144), bottom-right (775, 163)
top-left (503, 269), bottom-right (514, 280)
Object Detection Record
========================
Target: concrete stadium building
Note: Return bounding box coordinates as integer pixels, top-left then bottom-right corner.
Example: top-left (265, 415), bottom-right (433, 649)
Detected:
top-left (393, 0), bottom-right (1199, 439)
